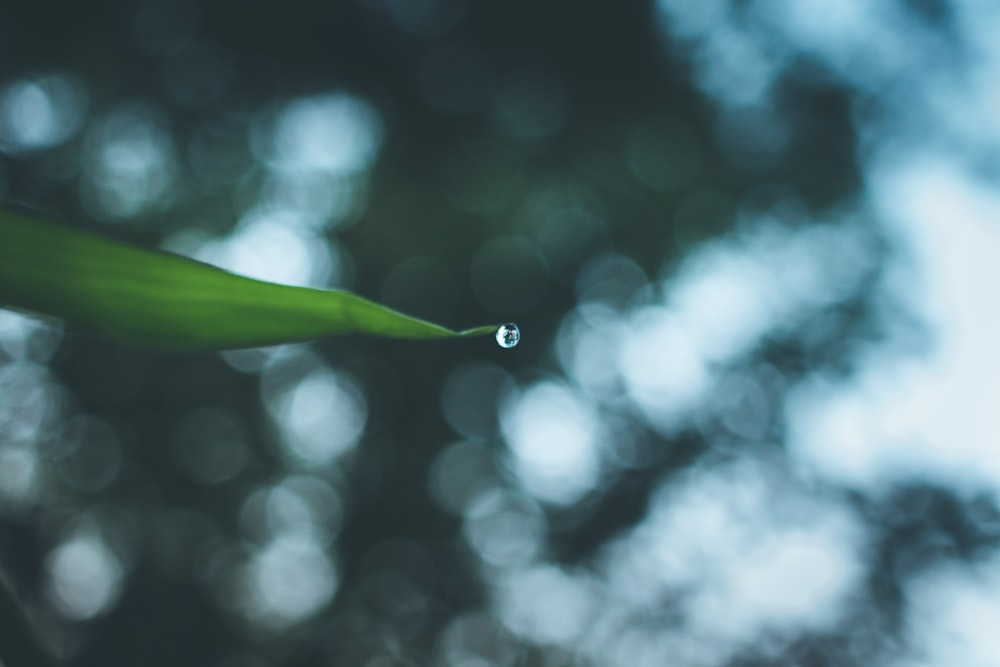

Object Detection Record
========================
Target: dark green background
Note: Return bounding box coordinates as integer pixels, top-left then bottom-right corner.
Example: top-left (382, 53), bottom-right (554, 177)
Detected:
top-left (2, 1), bottom-right (991, 666)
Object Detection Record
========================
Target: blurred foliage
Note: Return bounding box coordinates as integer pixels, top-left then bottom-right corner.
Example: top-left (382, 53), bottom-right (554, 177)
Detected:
top-left (1, 1), bottom-right (995, 667)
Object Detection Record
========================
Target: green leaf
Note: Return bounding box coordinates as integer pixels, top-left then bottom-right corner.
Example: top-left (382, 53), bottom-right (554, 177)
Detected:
top-left (0, 208), bottom-right (500, 350)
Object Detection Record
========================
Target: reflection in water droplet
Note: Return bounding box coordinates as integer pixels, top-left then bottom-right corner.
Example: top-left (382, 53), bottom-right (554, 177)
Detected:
top-left (496, 323), bottom-right (520, 349)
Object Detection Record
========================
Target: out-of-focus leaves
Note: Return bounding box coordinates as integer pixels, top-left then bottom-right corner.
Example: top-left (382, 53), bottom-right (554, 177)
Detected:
top-left (0, 209), bottom-right (497, 350)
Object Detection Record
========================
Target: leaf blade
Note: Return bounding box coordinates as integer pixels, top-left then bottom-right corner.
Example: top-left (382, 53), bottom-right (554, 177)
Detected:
top-left (0, 209), bottom-right (496, 350)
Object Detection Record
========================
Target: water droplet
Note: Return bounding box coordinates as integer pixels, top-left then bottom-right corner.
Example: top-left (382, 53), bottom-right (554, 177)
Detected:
top-left (495, 323), bottom-right (520, 349)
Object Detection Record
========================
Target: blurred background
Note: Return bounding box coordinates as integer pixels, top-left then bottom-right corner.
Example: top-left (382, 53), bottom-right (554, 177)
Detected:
top-left (2, 0), bottom-right (1000, 665)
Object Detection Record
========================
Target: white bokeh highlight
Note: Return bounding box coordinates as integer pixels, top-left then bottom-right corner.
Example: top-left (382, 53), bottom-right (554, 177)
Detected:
top-left (499, 381), bottom-right (603, 505)
top-left (45, 532), bottom-right (124, 620)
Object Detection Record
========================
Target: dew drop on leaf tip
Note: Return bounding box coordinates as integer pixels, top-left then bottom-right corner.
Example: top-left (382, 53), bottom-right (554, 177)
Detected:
top-left (495, 323), bottom-right (520, 349)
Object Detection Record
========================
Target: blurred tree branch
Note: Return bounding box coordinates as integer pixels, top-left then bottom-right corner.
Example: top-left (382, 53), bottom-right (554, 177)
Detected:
top-left (0, 574), bottom-right (58, 667)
